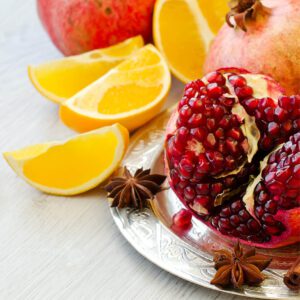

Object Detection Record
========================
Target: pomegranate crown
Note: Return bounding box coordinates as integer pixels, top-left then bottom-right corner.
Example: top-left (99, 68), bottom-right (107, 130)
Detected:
top-left (226, 0), bottom-right (270, 31)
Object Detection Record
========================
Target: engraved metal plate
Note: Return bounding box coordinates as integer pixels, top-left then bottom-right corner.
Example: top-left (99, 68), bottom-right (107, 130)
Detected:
top-left (110, 109), bottom-right (300, 299)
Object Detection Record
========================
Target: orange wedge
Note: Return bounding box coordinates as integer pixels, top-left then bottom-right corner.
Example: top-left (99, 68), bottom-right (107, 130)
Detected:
top-left (60, 44), bottom-right (171, 132)
top-left (3, 124), bottom-right (129, 195)
top-left (153, 0), bottom-right (228, 83)
top-left (28, 36), bottom-right (144, 104)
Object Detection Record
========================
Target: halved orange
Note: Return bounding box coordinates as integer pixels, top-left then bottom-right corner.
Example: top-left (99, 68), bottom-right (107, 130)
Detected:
top-left (28, 36), bottom-right (144, 104)
top-left (153, 0), bottom-right (228, 83)
top-left (60, 44), bottom-right (171, 132)
top-left (3, 124), bottom-right (129, 195)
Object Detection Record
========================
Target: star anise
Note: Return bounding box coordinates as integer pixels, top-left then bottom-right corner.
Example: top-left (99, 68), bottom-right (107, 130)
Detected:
top-left (105, 167), bottom-right (167, 209)
top-left (211, 241), bottom-right (272, 289)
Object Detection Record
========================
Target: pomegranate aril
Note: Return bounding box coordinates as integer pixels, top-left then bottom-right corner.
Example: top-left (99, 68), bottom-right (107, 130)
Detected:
top-left (188, 114), bottom-right (206, 127)
top-left (247, 219), bottom-right (260, 233)
top-left (173, 209), bottom-right (192, 230)
top-left (239, 209), bottom-right (250, 221)
top-left (196, 183), bottom-right (210, 195)
top-left (194, 195), bottom-right (211, 208)
top-left (263, 225), bottom-right (282, 236)
top-left (179, 105), bottom-right (192, 120)
top-left (184, 186), bottom-right (196, 200)
top-left (218, 218), bottom-right (232, 230)
top-left (264, 200), bottom-right (278, 214)
top-left (243, 98), bottom-right (259, 113)
top-left (231, 200), bottom-right (243, 213)
top-left (237, 224), bottom-right (250, 235)
top-left (230, 215), bottom-right (240, 226)
top-left (207, 83), bottom-right (223, 98)
top-left (229, 75), bottom-right (247, 87)
top-left (268, 122), bottom-right (280, 135)
top-left (220, 207), bottom-right (231, 217)
top-left (278, 96), bottom-right (293, 111)
top-left (206, 71), bottom-right (226, 86)
top-left (227, 128), bottom-right (243, 141)
top-left (262, 213), bottom-right (276, 225)
top-left (211, 216), bottom-right (220, 227)
top-left (235, 86), bottom-right (253, 99)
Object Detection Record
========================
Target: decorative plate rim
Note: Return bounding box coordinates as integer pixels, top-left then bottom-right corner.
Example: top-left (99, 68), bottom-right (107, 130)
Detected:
top-left (110, 109), bottom-right (300, 300)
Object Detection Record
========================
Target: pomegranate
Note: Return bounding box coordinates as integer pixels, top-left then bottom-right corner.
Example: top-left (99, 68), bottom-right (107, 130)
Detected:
top-left (165, 69), bottom-right (300, 248)
top-left (204, 0), bottom-right (300, 95)
top-left (37, 0), bottom-right (155, 55)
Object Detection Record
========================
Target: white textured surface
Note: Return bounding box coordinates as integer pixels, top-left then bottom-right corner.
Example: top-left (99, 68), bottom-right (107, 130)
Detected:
top-left (0, 1), bottom-right (252, 299)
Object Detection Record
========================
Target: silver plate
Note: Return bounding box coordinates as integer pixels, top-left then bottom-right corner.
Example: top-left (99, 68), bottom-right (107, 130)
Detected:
top-left (110, 109), bottom-right (300, 299)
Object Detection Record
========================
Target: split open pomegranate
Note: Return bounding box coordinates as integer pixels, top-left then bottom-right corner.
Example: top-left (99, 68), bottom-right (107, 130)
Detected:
top-left (165, 69), bottom-right (300, 248)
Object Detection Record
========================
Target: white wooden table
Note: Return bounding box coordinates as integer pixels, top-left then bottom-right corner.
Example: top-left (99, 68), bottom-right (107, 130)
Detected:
top-left (0, 1), bottom-right (253, 299)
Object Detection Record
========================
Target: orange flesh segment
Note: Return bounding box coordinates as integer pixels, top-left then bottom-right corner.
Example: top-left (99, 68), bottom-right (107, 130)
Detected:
top-left (158, 0), bottom-right (206, 81)
top-left (23, 131), bottom-right (118, 189)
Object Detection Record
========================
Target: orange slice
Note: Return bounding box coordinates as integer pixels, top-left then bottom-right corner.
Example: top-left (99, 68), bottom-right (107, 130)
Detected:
top-left (3, 124), bottom-right (129, 195)
top-left (60, 44), bottom-right (171, 132)
top-left (28, 36), bottom-right (144, 104)
top-left (153, 0), bottom-right (228, 83)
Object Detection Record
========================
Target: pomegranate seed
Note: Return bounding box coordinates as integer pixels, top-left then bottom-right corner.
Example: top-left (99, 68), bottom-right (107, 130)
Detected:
top-left (264, 200), bottom-right (278, 214)
top-left (215, 128), bottom-right (224, 139)
top-left (229, 75), bottom-right (246, 87)
top-left (235, 86), bottom-right (253, 99)
top-left (227, 128), bottom-right (243, 141)
top-left (179, 105), bottom-right (192, 120)
top-left (220, 96), bottom-right (235, 107)
top-left (247, 219), bottom-right (260, 233)
top-left (237, 224), bottom-right (250, 235)
top-left (230, 215), bottom-right (240, 226)
top-left (262, 213), bottom-right (276, 225)
top-left (239, 209), bottom-right (250, 221)
top-left (207, 83), bottom-right (223, 98)
top-left (206, 71), bottom-right (226, 86)
top-left (243, 98), bottom-right (259, 112)
top-left (226, 138), bottom-right (239, 154)
top-left (263, 225), bottom-right (282, 235)
top-left (211, 216), bottom-right (220, 227)
top-left (184, 186), bottom-right (196, 200)
top-left (274, 107), bottom-right (287, 122)
top-left (260, 97), bottom-right (276, 109)
top-left (173, 209), bottom-right (192, 230)
top-left (190, 127), bottom-right (207, 141)
top-left (278, 96), bottom-right (292, 111)
top-left (220, 207), bottom-right (231, 217)
top-left (255, 206), bottom-right (265, 218)
top-left (211, 183), bottom-right (223, 195)
top-left (188, 114), bottom-right (206, 127)
top-left (194, 195), bottom-right (211, 208)
top-left (206, 133), bottom-right (217, 147)
top-left (218, 218), bottom-right (232, 230)
top-left (206, 118), bottom-right (216, 131)
top-left (231, 200), bottom-right (243, 213)
top-left (196, 183), bottom-right (210, 195)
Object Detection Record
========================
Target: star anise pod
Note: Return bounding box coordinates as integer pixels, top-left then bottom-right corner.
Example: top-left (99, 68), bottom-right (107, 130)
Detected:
top-left (211, 241), bottom-right (272, 289)
top-left (105, 167), bottom-right (167, 209)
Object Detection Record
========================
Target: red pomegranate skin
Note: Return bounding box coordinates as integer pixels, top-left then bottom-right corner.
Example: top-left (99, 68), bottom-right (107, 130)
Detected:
top-left (37, 0), bottom-right (155, 55)
top-left (204, 0), bottom-right (300, 95)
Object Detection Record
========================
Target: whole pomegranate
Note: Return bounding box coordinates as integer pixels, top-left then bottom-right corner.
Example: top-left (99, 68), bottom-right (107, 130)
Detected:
top-left (165, 69), bottom-right (300, 248)
top-left (37, 0), bottom-right (155, 55)
top-left (204, 0), bottom-right (300, 95)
